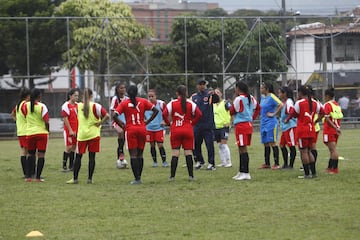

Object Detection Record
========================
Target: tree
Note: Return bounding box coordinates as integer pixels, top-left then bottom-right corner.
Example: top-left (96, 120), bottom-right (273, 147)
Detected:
top-left (147, 44), bottom-right (184, 101)
top-left (55, 0), bottom-right (148, 108)
top-left (0, 0), bottom-right (66, 88)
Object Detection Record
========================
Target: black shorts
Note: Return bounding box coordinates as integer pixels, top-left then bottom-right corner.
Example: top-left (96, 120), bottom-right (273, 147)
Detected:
top-left (214, 127), bottom-right (229, 142)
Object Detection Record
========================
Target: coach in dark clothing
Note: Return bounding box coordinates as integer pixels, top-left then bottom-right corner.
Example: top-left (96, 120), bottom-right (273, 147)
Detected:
top-left (191, 79), bottom-right (219, 170)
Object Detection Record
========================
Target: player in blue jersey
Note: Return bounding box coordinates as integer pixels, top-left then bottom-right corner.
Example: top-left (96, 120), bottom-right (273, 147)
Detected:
top-left (145, 89), bottom-right (169, 167)
top-left (278, 86), bottom-right (297, 169)
top-left (191, 79), bottom-right (219, 170)
top-left (258, 82), bottom-right (283, 170)
top-left (230, 81), bottom-right (260, 180)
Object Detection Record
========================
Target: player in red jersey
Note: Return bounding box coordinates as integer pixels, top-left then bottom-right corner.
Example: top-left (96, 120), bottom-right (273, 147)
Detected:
top-left (61, 88), bottom-right (79, 171)
top-left (11, 88), bottom-right (31, 178)
top-left (113, 85), bottom-right (159, 185)
top-left (322, 88), bottom-right (342, 174)
top-left (22, 89), bottom-right (50, 182)
top-left (110, 82), bottom-right (128, 168)
top-left (285, 85), bottom-right (323, 179)
top-left (162, 85), bottom-right (202, 181)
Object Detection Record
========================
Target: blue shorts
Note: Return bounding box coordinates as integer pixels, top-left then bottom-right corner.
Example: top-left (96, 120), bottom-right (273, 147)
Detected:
top-left (214, 127), bottom-right (229, 142)
top-left (261, 126), bottom-right (279, 144)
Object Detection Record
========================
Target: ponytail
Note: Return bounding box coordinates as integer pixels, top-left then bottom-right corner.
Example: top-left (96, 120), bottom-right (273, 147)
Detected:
top-left (127, 85), bottom-right (138, 108)
top-left (30, 88), bottom-right (41, 113)
top-left (176, 85), bottom-right (187, 113)
top-left (17, 87), bottom-right (30, 112)
top-left (83, 88), bottom-right (93, 119)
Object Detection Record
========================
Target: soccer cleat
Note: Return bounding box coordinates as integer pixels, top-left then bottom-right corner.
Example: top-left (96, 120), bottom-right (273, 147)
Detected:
top-left (35, 178), bottom-right (44, 182)
top-left (328, 168), bottom-right (339, 174)
top-left (271, 164), bottom-right (281, 170)
top-left (62, 167), bottom-right (68, 172)
top-left (234, 173), bottom-right (251, 180)
top-left (298, 175), bottom-right (312, 179)
top-left (66, 178), bottom-right (79, 184)
top-left (162, 161), bottom-right (169, 167)
top-left (168, 177), bottom-right (174, 182)
top-left (119, 153), bottom-right (125, 161)
top-left (195, 162), bottom-right (204, 170)
top-left (188, 176), bottom-right (195, 182)
top-left (206, 164), bottom-right (216, 171)
top-left (258, 164), bottom-right (271, 169)
top-left (152, 162), bottom-right (158, 167)
top-left (130, 179), bottom-right (142, 185)
top-left (216, 162), bottom-right (225, 167)
top-left (25, 178), bottom-right (32, 182)
top-left (224, 163), bottom-right (232, 168)
top-left (87, 179), bottom-right (93, 184)
top-left (232, 172), bottom-right (241, 179)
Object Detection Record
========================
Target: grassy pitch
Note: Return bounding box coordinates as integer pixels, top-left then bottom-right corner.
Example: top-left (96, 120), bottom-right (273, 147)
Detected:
top-left (0, 129), bottom-right (359, 239)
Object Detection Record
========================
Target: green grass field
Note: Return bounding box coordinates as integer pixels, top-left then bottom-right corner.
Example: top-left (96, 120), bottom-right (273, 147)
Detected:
top-left (0, 129), bottom-right (359, 239)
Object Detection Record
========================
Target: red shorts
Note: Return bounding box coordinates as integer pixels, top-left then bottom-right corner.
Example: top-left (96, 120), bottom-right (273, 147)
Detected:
top-left (27, 134), bottom-right (48, 152)
top-left (64, 130), bottom-right (77, 146)
top-left (146, 130), bottom-right (165, 143)
top-left (125, 126), bottom-right (146, 150)
top-left (280, 128), bottom-right (297, 147)
top-left (235, 133), bottom-right (252, 147)
top-left (298, 137), bottom-right (314, 149)
top-left (323, 133), bottom-right (339, 143)
top-left (18, 136), bottom-right (28, 148)
top-left (170, 129), bottom-right (194, 150)
top-left (235, 123), bottom-right (252, 147)
top-left (77, 137), bottom-right (100, 154)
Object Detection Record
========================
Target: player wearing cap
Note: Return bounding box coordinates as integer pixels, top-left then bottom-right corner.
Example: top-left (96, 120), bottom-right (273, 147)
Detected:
top-left (191, 79), bottom-right (219, 170)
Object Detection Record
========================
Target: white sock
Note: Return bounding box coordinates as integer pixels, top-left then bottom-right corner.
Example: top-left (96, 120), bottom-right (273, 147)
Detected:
top-left (223, 144), bottom-right (231, 164)
top-left (218, 143), bottom-right (225, 164)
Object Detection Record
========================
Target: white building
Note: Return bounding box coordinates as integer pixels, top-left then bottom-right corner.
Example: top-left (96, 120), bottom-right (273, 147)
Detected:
top-left (286, 20), bottom-right (360, 86)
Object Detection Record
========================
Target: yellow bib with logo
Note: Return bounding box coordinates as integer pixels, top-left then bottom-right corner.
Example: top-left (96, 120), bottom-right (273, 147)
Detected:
top-left (328, 101), bottom-right (343, 119)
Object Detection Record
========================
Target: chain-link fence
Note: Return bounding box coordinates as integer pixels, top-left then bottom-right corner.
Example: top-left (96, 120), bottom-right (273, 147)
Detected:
top-left (1, 16), bottom-right (360, 116)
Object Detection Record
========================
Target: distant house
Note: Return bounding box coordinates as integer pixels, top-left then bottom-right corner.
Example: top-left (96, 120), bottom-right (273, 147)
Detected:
top-left (286, 20), bottom-right (360, 87)
top-left (125, 0), bottom-right (219, 43)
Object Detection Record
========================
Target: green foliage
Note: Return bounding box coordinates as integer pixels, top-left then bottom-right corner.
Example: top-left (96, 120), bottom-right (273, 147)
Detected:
top-left (0, 129), bottom-right (359, 239)
top-left (55, 0), bottom-right (149, 108)
top-left (169, 12), bottom-right (287, 91)
top-left (148, 44), bottom-right (184, 101)
top-left (202, 8), bottom-right (228, 17)
top-left (0, 0), bottom-right (65, 87)
top-left (55, 0), bottom-right (147, 71)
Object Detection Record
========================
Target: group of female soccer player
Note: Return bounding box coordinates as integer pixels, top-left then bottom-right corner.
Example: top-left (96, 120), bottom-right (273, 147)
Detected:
top-left (12, 81), bottom-right (342, 184)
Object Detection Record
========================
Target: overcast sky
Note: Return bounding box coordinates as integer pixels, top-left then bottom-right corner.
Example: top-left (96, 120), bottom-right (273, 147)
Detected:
top-left (190, 0), bottom-right (360, 15)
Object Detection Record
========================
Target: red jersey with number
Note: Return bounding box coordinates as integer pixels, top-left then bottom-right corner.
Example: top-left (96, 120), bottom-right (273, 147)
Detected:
top-left (162, 98), bottom-right (202, 132)
top-left (115, 98), bottom-right (154, 130)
